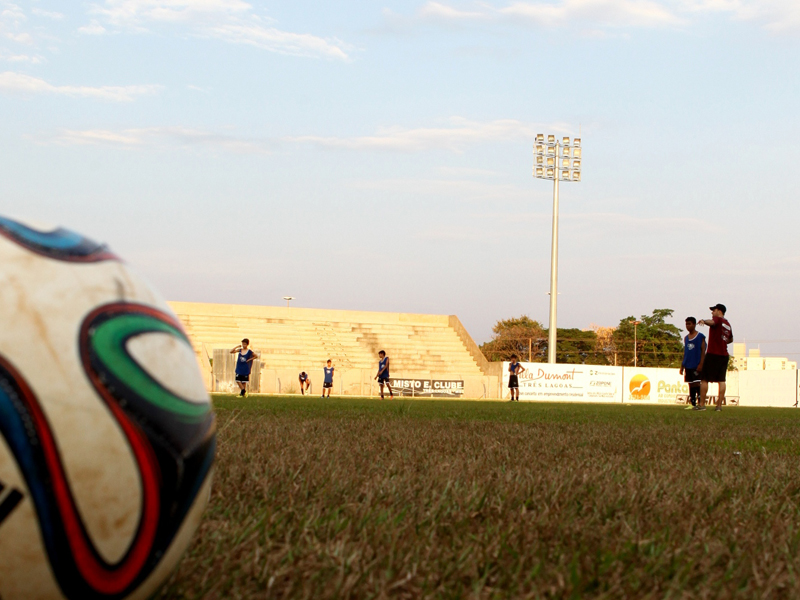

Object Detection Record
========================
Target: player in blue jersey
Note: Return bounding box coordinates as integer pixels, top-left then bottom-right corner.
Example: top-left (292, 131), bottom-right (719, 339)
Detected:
top-left (298, 371), bottom-right (310, 395)
top-left (230, 338), bottom-right (259, 397)
top-left (322, 360), bottom-right (334, 398)
top-left (375, 350), bottom-right (394, 399)
top-left (508, 355), bottom-right (526, 402)
top-left (679, 317), bottom-right (706, 409)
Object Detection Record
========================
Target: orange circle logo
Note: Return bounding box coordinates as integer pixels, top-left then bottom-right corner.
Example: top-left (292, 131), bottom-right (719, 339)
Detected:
top-left (629, 374), bottom-right (650, 399)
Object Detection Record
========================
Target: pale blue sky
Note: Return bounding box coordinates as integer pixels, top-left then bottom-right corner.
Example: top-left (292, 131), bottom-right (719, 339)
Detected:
top-left (2, 0), bottom-right (799, 356)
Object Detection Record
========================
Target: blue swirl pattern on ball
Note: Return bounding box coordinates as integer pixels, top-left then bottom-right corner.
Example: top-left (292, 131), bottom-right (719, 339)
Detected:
top-left (0, 215), bottom-right (116, 262)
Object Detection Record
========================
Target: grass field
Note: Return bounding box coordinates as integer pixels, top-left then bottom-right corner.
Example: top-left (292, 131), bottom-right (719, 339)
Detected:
top-left (158, 395), bottom-right (800, 599)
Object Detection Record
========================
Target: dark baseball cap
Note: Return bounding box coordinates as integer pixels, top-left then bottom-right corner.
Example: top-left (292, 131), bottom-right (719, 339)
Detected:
top-left (709, 303), bottom-right (727, 314)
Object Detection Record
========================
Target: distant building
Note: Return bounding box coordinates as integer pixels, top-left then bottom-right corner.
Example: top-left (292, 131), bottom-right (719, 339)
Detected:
top-left (731, 343), bottom-right (796, 371)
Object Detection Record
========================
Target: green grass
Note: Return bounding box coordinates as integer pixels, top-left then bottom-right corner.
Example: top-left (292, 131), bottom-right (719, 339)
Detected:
top-left (158, 395), bottom-right (800, 599)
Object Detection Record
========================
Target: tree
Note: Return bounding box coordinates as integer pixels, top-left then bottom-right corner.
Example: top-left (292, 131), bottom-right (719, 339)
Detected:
top-left (480, 316), bottom-right (546, 362)
top-left (479, 317), bottom-right (607, 364)
top-left (543, 328), bottom-right (608, 365)
top-left (612, 308), bottom-right (683, 368)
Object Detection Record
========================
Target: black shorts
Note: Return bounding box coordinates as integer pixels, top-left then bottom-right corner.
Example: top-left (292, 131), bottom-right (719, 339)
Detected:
top-left (235, 373), bottom-right (250, 382)
top-left (701, 354), bottom-right (729, 383)
top-left (378, 377), bottom-right (390, 385)
top-left (683, 368), bottom-right (701, 384)
top-left (508, 375), bottom-right (519, 389)
top-left (323, 382), bottom-right (332, 389)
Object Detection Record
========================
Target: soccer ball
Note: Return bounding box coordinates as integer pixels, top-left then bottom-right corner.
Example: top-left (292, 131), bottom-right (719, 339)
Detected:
top-left (0, 215), bottom-right (216, 600)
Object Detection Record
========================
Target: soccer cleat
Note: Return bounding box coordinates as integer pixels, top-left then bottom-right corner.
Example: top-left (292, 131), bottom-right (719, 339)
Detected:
top-left (714, 407), bottom-right (722, 412)
top-left (695, 406), bottom-right (706, 411)
top-left (685, 405), bottom-right (695, 410)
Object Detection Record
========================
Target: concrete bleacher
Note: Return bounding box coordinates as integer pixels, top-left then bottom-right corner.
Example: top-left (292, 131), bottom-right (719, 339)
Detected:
top-left (167, 302), bottom-right (496, 396)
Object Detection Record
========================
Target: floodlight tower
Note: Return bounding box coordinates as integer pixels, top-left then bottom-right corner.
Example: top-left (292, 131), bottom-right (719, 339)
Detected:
top-left (533, 134), bottom-right (582, 364)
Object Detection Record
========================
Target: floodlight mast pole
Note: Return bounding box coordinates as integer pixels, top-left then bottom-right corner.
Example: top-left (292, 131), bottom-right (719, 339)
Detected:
top-left (533, 134), bottom-right (581, 365)
top-left (548, 146), bottom-right (560, 364)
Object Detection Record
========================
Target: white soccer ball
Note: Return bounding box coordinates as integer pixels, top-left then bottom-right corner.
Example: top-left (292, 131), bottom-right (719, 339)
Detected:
top-left (0, 215), bottom-right (215, 600)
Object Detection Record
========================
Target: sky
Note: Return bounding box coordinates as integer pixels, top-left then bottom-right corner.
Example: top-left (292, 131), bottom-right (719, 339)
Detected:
top-left (1, 0), bottom-right (800, 357)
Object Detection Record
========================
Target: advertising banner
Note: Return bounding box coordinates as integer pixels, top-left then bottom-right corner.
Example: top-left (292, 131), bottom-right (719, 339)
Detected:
top-left (501, 362), bottom-right (623, 403)
top-left (388, 378), bottom-right (464, 397)
top-left (621, 367), bottom-right (689, 404)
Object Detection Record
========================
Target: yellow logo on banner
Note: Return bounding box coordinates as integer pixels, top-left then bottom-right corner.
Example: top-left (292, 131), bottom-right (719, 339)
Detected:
top-left (629, 374), bottom-right (650, 399)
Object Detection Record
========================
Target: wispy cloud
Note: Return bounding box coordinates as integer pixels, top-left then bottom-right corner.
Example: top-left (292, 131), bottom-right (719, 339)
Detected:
top-left (77, 20), bottom-right (107, 35)
top-left (393, 0), bottom-right (800, 32)
top-left (35, 117), bottom-right (563, 155)
top-left (389, 0), bottom-right (684, 30)
top-left (41, 126), bottom-right (269, 153)
top-left (286, 117), bottom-right (571, 152)
top-left (685, 0), bottom-right (800, 32)
top-left (1, 1), bottom-right (33, 44)
top-left (0, 50), bottom-right (42, 63)
top-left (31, 8), bottom-right (65, 20)
top-left (84, 0), bottom-right (351, 59)
top-left (0, 72), bottom-right (161, 101)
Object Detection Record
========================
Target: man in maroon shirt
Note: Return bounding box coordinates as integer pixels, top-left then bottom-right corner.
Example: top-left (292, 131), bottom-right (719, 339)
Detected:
top-left (695, 303), bottom-right (733, 411)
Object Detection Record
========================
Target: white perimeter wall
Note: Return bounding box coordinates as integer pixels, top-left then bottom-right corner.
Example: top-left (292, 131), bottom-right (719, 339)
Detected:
top-left (501, 362), bottom-right (798, 407)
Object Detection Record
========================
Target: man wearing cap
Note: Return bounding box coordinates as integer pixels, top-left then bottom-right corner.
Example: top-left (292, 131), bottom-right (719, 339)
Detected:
top-left (695, 304), bottom-right (733, 412)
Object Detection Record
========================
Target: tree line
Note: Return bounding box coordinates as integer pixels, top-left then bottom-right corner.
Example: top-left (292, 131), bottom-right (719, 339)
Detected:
top-left (479, 309), bottom-right (684, 368)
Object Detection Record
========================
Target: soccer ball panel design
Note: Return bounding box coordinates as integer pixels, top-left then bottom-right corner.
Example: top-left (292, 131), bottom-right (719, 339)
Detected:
top-left (0, 216), bottom-right (215, 600)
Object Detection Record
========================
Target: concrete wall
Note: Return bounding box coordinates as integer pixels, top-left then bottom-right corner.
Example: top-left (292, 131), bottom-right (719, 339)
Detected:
top-left (258, 368), bottom-right (498, 399)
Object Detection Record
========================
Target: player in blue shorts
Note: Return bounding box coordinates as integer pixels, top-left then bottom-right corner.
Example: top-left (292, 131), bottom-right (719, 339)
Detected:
top-left (322, 360), bottom-right (334, 398)
top-left (298, 371), bottom-right (310, 395)
top-left (230, 338), bottom-right (259, 397)
top-left (507, 355), bottom-right (526, 402)
top-left (679, 317), bottom-right (706, 409)
top-left (375, 350), bottom-right (394, 399)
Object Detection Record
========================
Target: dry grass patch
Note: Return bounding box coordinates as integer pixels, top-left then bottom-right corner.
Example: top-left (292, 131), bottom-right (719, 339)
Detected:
top-left (158, 397), bottom-right (800, 599)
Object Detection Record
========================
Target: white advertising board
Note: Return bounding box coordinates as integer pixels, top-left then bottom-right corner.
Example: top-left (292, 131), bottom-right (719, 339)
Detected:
top-left (502, 362), bottom-right (623, 403)
top-left (621, 367), bottom-right (690, 404)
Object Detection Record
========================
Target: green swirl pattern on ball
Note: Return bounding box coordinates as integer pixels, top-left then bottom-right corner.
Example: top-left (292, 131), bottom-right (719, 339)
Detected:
top-left (90, 313), bottom-right (209, 420)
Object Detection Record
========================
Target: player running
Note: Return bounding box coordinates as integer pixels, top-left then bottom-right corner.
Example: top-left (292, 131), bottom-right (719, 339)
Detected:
top-left (679, 317), bottom-right (706, 409)
top-left (298, 371), bottom-right (310, 395)
top-left (696, 303), bottom-right (733, 412)
top-left (322, 360), bottom-right (334, 398)
top-left (231, 338), bottom-right (258, 397)
top-left (375, 350), bottom-right (394, 399)
top-left (508, 355), bottom-right (526, 402)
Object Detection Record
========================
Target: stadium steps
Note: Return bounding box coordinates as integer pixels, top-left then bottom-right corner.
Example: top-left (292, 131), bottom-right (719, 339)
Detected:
top-left (169, 302), bottom-right (485, 377)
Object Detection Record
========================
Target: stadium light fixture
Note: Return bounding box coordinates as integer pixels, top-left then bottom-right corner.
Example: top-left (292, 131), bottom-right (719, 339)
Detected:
top-left (283, 296), bottom-right (295, 307)
top-left (532, 133), bottom-right (583, 364)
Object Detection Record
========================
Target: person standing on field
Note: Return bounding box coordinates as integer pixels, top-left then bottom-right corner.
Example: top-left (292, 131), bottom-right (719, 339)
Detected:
top-left (679, 317), bottom-right (706, 409)
top-left (231, 338), bottom-right (259, 397)
top-left (508, 355), bottom-right (526, 402)
top-left (375, 350), bottom-right (393, 399)
top-left (322, 360), bottom-right (334, 398)
top-left (695, 304), bottom-right (733, 412)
